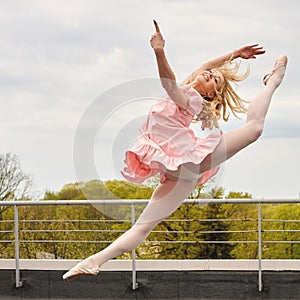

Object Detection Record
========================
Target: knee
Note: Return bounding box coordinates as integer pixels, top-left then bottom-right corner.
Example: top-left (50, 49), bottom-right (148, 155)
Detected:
top-left (247, 121), bottom-right (263, 143)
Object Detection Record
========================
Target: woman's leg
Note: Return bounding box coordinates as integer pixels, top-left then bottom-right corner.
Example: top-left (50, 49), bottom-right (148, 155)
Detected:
top-left (63, 178), bottom-right (198, 280)
top-left (200, 55), bottom-right (287, 172)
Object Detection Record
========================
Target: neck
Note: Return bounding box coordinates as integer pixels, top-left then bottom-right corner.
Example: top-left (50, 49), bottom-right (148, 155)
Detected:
top-left (191, 81), bottom-right (206, 97)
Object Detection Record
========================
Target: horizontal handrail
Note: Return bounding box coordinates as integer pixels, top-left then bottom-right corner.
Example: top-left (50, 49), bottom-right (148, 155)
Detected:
top-left (0, 198), bottom-right (299, 206)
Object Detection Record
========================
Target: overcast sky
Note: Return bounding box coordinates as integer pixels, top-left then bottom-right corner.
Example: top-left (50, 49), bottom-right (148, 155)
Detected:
top-left (1, 0), bottom-right (299, 199)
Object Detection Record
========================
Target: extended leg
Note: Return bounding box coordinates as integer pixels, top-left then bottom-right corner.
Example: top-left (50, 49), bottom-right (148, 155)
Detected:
top-left (200, 55), bottom-right (287, 172)
top-left (62, 178), bottom-right (197, 280)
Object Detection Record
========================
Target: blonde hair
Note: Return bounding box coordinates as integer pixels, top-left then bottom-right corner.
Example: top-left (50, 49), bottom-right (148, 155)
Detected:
top-left (193, 60), bottom-right (249, 130)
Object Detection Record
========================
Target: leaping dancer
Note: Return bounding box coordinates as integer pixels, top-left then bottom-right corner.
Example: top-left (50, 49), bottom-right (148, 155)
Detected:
top-left (63, 20), bottom-right (287, 281)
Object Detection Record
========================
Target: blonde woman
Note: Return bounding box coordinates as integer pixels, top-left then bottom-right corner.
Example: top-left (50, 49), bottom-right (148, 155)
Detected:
top-left (63, 20), bottom-right (287, 281)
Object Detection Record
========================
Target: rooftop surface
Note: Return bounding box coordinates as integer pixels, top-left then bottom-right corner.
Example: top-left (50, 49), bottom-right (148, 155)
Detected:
top-left (1, 269), bottom-right (300, 299)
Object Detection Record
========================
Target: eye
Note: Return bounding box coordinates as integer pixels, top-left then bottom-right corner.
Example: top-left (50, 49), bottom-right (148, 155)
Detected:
top-left (203, 96), bottom-right (213, 102)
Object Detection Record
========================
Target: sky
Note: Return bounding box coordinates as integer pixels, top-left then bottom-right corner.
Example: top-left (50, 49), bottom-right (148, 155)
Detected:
top-left (0, 0), bottom-right (299, 199)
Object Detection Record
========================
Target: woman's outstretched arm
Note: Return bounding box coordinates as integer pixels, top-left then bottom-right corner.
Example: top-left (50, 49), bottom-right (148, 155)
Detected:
top-left (182, 44), bottom-right (265, 85)
top-left (151, 20), bottom-right (189, 109)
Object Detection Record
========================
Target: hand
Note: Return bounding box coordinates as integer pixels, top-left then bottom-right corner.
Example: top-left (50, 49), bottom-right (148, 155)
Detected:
top-left (235, 44), bottom-right (266, 59)
top-left (150, 20), bottom-right (165, 51)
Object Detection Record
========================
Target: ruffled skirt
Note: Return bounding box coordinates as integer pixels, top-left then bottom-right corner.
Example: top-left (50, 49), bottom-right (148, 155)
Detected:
top-left (121, 131), bottom-right (223, 186)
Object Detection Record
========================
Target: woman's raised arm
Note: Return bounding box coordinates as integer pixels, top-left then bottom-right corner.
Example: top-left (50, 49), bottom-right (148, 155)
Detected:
top-left (182, 44), bottom-right (265, 85)
top-left (151, 20), bottom-right (189, 109)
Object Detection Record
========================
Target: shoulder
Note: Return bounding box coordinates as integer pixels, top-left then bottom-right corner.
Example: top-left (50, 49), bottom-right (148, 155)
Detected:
top-left (179, 84), bottom-right (203, 115)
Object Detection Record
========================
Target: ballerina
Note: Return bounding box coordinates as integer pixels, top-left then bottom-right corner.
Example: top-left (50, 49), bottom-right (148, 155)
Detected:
top-left (63, 20), bottom-right (287, 281)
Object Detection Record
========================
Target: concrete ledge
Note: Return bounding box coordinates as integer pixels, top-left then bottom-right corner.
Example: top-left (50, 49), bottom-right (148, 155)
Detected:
top-left (0, 270), bottom-right (300, 299)
top-left (1, 259), bottom-right (300, 271)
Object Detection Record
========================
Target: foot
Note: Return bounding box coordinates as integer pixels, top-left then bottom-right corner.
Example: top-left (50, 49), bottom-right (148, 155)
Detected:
top-left (263, 54), bottom-right (288, 87)
top-left (62, 260), bottom-right (100, 281)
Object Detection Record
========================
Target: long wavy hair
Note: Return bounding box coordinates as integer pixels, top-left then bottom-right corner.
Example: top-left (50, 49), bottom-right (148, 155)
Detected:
top-left (185, 59), bottom-right (250, 130)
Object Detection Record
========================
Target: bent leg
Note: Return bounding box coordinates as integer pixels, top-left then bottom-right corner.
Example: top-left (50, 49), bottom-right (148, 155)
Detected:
top-left (200, 58), bottom-right (287, 172)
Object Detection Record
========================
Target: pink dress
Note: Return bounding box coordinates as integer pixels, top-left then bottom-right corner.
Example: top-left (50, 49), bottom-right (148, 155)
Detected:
top-left (121, 85), bottom-right (223, 186)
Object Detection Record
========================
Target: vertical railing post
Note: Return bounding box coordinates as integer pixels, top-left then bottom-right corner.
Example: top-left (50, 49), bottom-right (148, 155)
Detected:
top-left (131, 203), bottom-right (138, 290)
top-left (14, 204), bottom-right (23, 288)
top-left (258, 201), bottom-right (263, 292)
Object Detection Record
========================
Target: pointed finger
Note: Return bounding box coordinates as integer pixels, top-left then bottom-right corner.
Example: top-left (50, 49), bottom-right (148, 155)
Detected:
top-left (153, 19), bottom-right (161, 34)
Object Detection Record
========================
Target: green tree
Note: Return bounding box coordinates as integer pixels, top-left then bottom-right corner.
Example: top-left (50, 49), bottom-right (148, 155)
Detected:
top-left (43, 190), bottom-right (59, 200)
top-left (139, 186), bottom-right (235, 259)
top-left (81, 179), bottom-right (115, 199)
top-left (37, 179), bottom-right (154, 260)
top-left (57, 182), bottom-right (86, 200)
top-left (194, 187), bottom-right (234, 259)
top-left (0, 207), bottom-right (14, 258)
top-left (143, 203), bottom-right (205, 259)
top-left (104, 180), bottom-right (153, 199)
top-left (262, 204), bottom-right (300, 259)
top-left (225, 191), bottom-right (258, 259)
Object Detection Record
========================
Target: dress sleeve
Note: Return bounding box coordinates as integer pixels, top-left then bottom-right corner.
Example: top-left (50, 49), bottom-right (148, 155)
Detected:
top-left (181, 85), bottom-right (203, 115)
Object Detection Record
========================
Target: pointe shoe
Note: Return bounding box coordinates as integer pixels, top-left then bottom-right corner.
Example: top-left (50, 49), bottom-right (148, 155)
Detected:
top-left (263, 54), bottom-right (288, 85)
top-left (62, 261), bottom-right (100, 281)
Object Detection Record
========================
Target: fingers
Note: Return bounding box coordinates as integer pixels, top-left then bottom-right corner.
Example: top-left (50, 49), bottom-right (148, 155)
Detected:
top-left (254, 48), bottom-right (266, 55)
top-left (153, 19), bottom-right (161, 34)
top-left (247, 44), bottom-right (263, 50)
top-left (249, 44), bottom-right (266, 56)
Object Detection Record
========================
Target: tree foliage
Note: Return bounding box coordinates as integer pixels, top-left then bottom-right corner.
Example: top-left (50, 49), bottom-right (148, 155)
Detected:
top-left (0, 176), bottom-right (299, 260)
top-left (262, 204), bottom-right (300, 259)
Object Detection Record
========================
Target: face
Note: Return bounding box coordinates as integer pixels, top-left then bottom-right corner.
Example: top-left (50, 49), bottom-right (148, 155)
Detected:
top-left (194, 70), bottom-right (225, 100)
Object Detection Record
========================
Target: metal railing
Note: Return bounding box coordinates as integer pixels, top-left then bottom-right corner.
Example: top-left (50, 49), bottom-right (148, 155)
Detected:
top-left (0, 198), bottom-right (299, 292)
